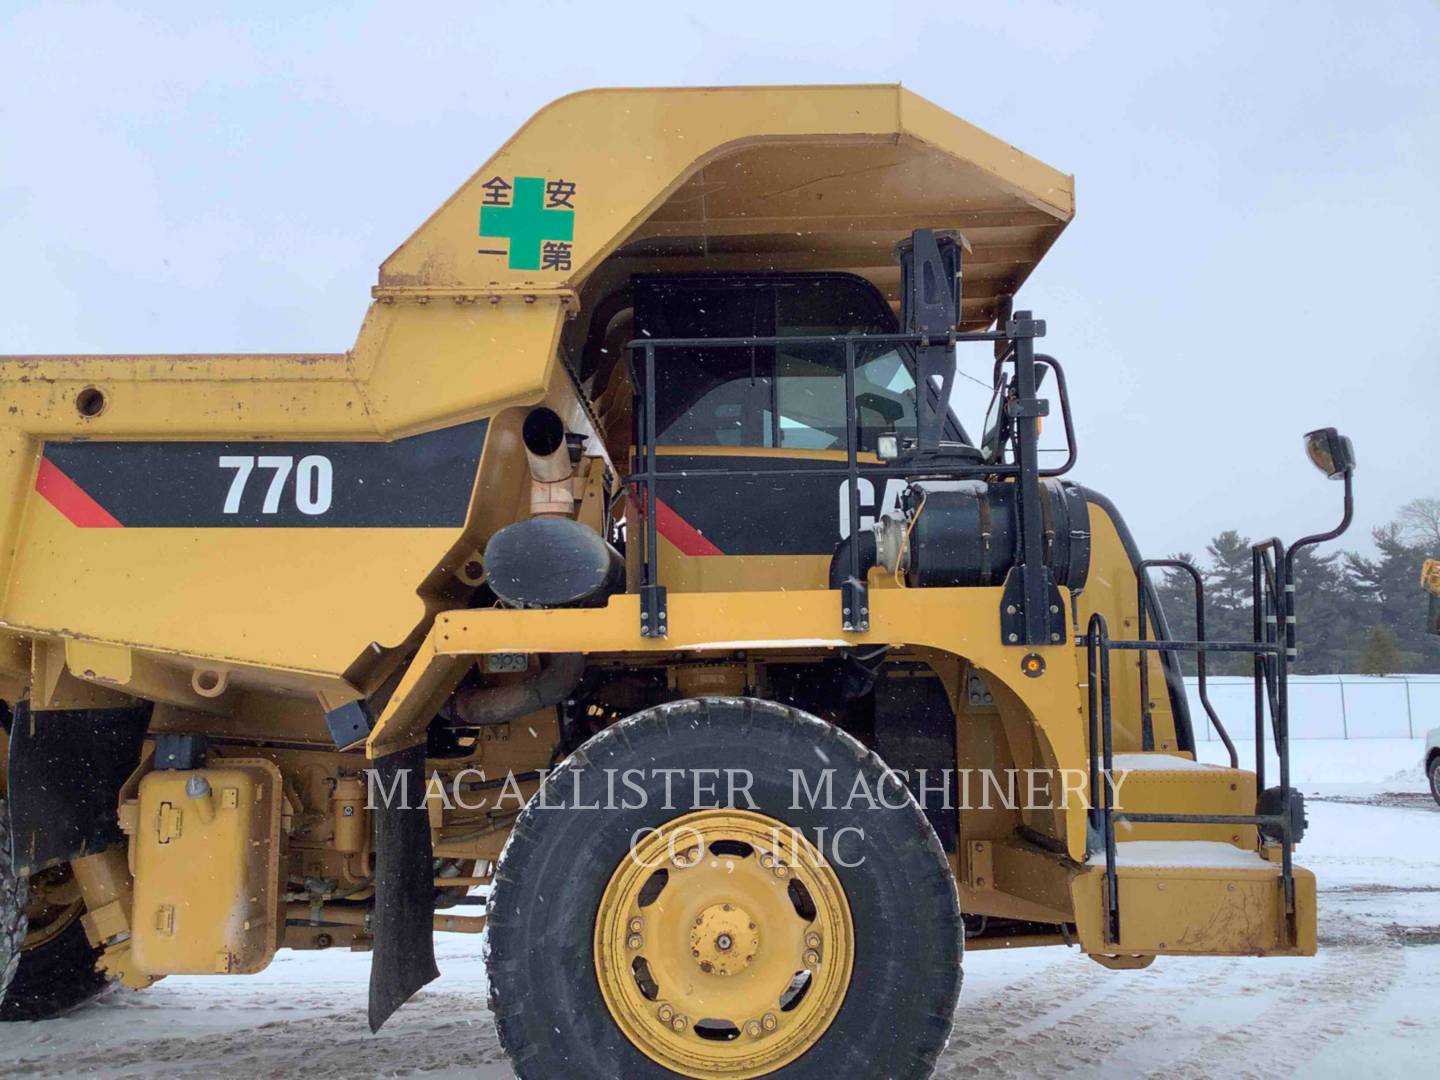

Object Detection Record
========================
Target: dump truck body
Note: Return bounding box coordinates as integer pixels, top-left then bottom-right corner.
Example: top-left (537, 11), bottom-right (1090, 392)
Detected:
top-left (0, 86), bottom-right (1351, 1077)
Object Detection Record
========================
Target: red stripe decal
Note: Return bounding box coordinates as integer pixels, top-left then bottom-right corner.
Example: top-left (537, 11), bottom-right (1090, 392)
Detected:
top-left (35, 458), bottom-right (123, 528)
top-left (655, 497), bottom-right (724, 557)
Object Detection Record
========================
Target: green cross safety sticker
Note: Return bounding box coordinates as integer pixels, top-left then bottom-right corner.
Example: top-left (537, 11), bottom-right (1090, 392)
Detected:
top-left (478, 175), bottom-right (577, 272)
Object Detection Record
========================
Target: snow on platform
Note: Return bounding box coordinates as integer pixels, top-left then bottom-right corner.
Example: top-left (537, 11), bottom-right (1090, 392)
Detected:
top-left (1112, 840), bottom-right (1275, 870)
top-left (1110, 752), bottom-right (1226, 772)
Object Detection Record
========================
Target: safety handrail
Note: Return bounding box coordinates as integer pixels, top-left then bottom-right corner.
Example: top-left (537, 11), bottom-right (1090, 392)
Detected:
top-left (1083, 596), bottom-right (1298, 948)
top-left (626, 318), bottom-right (1076, 638)
top-left (1135, 558), bottom-right (1239, 768)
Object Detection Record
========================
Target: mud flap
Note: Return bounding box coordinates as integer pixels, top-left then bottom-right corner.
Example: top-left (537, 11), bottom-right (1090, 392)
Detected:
top-left (874, 673), bottom-right (958, 851)
top-left (368, 743), bottom-right (439, 1032)
top-left (5, 701), bottom-right (151, 876)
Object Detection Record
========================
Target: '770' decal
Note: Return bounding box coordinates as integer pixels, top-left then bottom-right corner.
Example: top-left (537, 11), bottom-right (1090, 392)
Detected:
top-left (34, 418), bottom-right (489, 528)
top-left (219, 455), bottom-right (333, 516)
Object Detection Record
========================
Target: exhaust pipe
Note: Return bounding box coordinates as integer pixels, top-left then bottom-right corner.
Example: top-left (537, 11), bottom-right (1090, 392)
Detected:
top-left (443, 652), bottom-right (585, 728)
top-left (523, 407), bottom-right (576, 517)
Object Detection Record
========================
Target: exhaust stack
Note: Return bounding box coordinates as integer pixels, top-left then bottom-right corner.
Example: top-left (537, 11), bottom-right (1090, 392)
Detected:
top-left (522, 407), bottom-right (577, 517)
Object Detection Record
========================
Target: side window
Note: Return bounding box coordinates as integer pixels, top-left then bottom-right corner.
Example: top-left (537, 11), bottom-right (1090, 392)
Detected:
top-left (774, 345), bottom-right (917, 452)
top-left (658, 351), bottom-right (773, 447)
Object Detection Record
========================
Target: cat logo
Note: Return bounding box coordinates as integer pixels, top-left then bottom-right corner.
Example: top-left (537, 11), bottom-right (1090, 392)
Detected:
top-left (839, 477), bottom-right (908, 538)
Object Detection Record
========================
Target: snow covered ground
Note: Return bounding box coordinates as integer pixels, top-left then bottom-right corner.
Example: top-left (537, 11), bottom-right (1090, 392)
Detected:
top-left (1, 739), bottom-right (1436, 1078)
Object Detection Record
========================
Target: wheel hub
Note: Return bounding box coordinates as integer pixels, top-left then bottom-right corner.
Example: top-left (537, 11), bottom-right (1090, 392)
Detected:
top-left (594, 809), bottom-right (854, 1079)
top-left (691, 903), bottom-right (760, 976)
top-left (22, 866), bottom-right (83, 951)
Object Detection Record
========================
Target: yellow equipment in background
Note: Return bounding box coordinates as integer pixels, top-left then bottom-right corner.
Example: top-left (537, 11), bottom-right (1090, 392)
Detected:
top-left (0, 86), bottom-right (1356, 1077)
top-left (1424, 558), bottom-right (1440, 635)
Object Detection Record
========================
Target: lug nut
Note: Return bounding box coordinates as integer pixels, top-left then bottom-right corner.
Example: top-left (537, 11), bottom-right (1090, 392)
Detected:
top-left (760, 853), bottom-right (775, 868)
top-left (774, 864), bottom-right (789, 878)
top-left (746, 1020), bottom-right (762, 1038)
top-left (804, 949), bottom-right (820, 967)
top-left (671, 1014), bottom-right (687, 1032)
top-left (658, 1005), bottom-right (674, 1023)
top-left (627, 935), bottom-right (644, 950)
top-left (805, 932), bottom-right (821, 948)
top-left (629, 917), bottom-right (644, 934)
top-left (762, 1012), bottom-right (778, 1031)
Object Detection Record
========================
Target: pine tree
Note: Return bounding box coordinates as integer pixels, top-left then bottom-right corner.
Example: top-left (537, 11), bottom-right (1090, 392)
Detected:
top-left (1291, 545), bottom-right (1363, 673)
top-left (1203, 530), bottom-right (1255, 674)
top-left (1139, 496), bottom-right (1440, 676)
top-left (1357, 625), bottom-right (1405, 675)
top-left (1152, 553), bottom-right (1199, 675)
top-left (1344, 524), bottom-right (1440, 671)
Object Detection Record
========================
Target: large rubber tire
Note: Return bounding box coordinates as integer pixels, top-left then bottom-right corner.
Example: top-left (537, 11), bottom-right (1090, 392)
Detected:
top-left (0, 800), bottom-right (26, 1013)
top-left (0, 914), bottom-right (112, 1021)
top-left (1428, 755), bottom-right (1440, 808)
top-left (487, 697), bottom-right (962, 1079)
top-left (0, 803), bottom-right (113, 1022)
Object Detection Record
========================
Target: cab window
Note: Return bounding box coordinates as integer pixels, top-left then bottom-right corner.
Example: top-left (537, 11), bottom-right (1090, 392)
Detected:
top-left (635, 274), bottom-right (948, 453)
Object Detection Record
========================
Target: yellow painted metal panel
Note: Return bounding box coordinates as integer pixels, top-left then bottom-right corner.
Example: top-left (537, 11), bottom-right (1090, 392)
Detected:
top-left (1070, 862), bottom-right (1316, 957)
top-left (1112, 764), bottom-right (1260, 846)
top-left (130, 760), bottom-right (285, 975)
top-left (381, 85), bottom-right (1072, 306)
top-left (6, 498), bottom-right (449, 674)
top-left (366, 585), bottom-right (1092, 860)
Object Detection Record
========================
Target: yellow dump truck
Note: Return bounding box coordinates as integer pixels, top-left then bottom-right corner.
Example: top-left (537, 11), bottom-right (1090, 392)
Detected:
top-left (0, 86), bottom-right (1356, 1077)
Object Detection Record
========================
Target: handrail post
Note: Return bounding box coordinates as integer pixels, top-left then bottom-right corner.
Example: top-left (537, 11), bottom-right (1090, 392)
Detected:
top-left (1137, 568), bottom-right (1153, 750)
top-left (1084, 612), bottom-right (1119, 945)
top-left (998, 312), bottom-right (1061, 647)
top-left (1086, 616), bottom-right (1102, 838)
top-left (841, 338), bottom-right (868, 632)
top-left (1252, 548), bottom-right (1266, 793)
top-left (638, 342), bottom-right (667, 638)
top-left (1098, 620), bottom-right (1119, 945)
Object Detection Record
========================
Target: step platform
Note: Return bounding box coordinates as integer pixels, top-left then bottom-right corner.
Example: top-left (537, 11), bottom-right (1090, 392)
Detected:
top-left (1106, 752), bottom-right (1259, 847)
top-left (1070, 839), bottom-right (1316, 957)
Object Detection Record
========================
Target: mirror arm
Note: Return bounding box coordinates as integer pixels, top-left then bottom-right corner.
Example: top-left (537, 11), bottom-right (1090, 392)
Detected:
top-left (1281, 468), bottom-right (1354, 661)
top-left (1287, 468), bottom-right (1354, 572)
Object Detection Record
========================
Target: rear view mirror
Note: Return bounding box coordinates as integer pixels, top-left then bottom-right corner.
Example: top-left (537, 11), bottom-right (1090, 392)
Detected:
top-left (1303, 427), bottom-right (1356, 480)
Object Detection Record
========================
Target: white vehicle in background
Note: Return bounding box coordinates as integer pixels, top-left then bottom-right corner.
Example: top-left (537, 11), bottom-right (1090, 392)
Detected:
top-left (1426, 562), bottom-right (1440, 805)
top-left (1428, 729), bottom-right (1440, 807)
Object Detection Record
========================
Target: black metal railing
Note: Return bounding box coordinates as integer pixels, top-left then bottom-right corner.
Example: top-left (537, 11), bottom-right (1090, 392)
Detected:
top-left (1084, 544), bottom-right (1308, 947)
top-left (626, 314), bottom-right (1075, 639)
top-left (1136, 558), bottom-right (1239, 769)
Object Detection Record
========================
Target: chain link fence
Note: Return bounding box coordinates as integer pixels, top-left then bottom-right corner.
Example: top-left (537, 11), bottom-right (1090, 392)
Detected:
top-left (1184, 674), bottom-right (1440, 741)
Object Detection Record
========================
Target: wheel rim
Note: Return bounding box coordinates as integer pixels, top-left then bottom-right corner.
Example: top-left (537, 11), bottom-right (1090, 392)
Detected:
top-left (594, 809), bottom-right (854, 1079)
top-left (22, 865), bottom-right (83, 951)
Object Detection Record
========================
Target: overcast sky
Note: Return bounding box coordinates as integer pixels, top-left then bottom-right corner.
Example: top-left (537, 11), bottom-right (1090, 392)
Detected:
top-left (2, 1), bottom-right (1436, 559)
